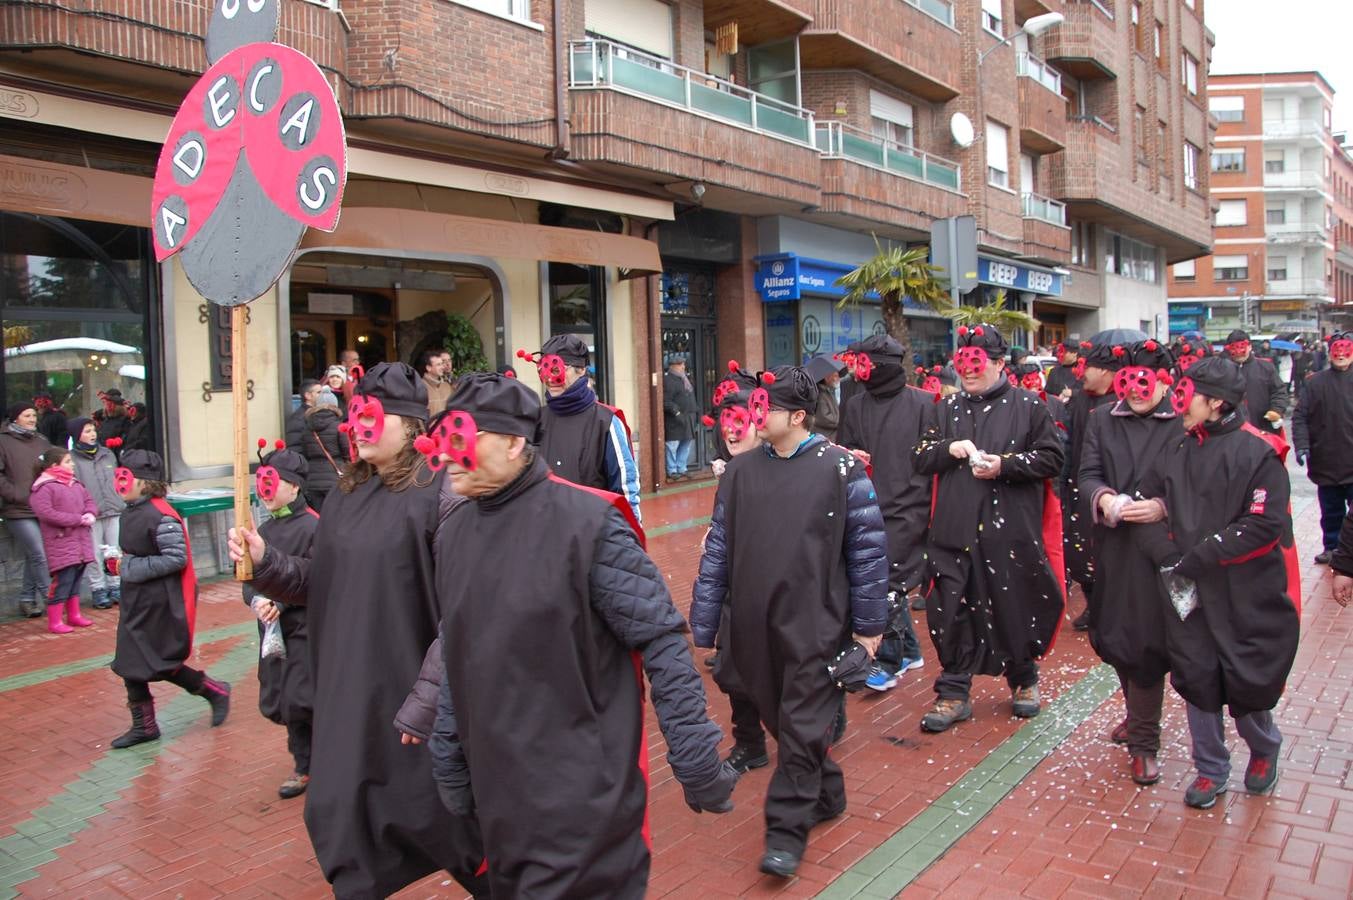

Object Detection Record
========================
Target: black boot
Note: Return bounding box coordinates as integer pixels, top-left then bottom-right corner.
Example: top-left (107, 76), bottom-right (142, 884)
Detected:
top-left (111, 700), bottom-right (161, 749)
top-left (196, 676), bottom-right (231, 726)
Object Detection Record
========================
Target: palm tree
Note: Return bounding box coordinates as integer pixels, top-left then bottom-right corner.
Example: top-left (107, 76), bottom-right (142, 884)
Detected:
top-left (835, 239), bottom-right (951, 360)
top-left (943, 289), bottom-right (1039, 342)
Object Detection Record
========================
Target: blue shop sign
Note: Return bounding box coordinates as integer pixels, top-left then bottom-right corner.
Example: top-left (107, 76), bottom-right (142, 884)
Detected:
top-left (1169, 305), bottom-right (1206, 316)
top-left (977, 256), bottom-right (1063, 297)
top-left (755, 253), bottom-right (930, 306)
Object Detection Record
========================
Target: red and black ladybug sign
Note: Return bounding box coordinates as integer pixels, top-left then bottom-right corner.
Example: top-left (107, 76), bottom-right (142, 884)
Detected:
top-left (151, 0), bottom-right (347, 306)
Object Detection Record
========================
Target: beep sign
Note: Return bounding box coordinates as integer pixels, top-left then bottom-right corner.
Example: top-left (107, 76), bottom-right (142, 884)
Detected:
top-left (977, 256), bottom-right (1063, 297)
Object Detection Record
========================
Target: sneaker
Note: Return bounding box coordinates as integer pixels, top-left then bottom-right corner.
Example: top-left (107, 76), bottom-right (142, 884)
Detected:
top-left (1244, 755), bottom-right (1279, 795)
top-left (865, 665), bottom-right (898, 693)
top-left (92, 588), bottom-right (113, 610)
top-left (898, 656), bottom-right (925, 673)
top-left (921, 698), bottom-right (973, 733)
top-left (278, 773), bottom-right (310, 799)
top-left (1072, 609), bottom-right (1090, 631)
top-left (1184, 775), bottom-right (1228, 809)
top-left (1315, 551), bottom-right (1333, 565)
top-left (1110, 720), bottom-right (1129, 744)
top-left (1011, 685), bottom-right (1041, 719)
top-left (725, 743), bottom-right (769, 773)
top-left (759, 848), bottom-right (800, 879)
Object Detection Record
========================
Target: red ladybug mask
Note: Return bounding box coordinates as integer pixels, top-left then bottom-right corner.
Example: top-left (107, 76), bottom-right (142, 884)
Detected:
top-left (834, 351), bottom-right (873, 382)
top-left (340, 395), bottom-right (385, 461)
top-left (114, 467), bottom-right (136, 497)
top-left (516, 350), bottom-right (568, 387)
top-left (1020, 370), bottom-right (1044, 391)
top-left (749, 388), bottom-right (771, 429)
top-left (1330, 338), bottom-right (1353, 361)
top-left (415, 410), bottom-right (479, 472)
top-left (1171, 377), bottom-right (1196, 415)
top-left (255, 466), bottom-right (281, 501)
top-left (953, 347), bottom-right (989, 378)
top-left (1225, 340), bottom-right (1251, 360)
top-left (712, 378), bottom-right (740, 406)
top-left (1073, 358), bottom-right (1088, 380)
top-left (720, 406), bottom-right (752, 442)
top-left (1114, 366), bottom-right (1158, 403)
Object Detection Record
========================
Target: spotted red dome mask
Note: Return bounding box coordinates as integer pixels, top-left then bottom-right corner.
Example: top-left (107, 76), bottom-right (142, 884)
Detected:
top-left (1020, 370), bottom-right (1044, 391)
top-left (719, 405), bottom-right (752, 442)
top-left (1329, 338), bottom-right (1353, 361)
top-left (414, 410), bottom-right (479, 472)
top-left (255, 466), bottom-right (281, 501)
top-left (113, 467), bottom-right (136, 497)
top-left (953, 346), bottom-right (989, 378)
top-left (834, 351), bottom-right (873, 382)
top-left (1114, 366), bottom-right (1159, 403)
top-left (1225, 339), bottom-right (1250, 360)
top-left (1171, 377), bottom-right (1195, 415)
top-left (748, 387), bottom-right (771, 429)
top-left (515, 349), bottom-right (568, 387)
top-left (339, 395), bottom-right (385, 461)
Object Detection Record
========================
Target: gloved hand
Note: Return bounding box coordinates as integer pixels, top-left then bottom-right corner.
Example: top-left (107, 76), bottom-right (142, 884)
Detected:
top-left (1296, 450), bottom-right (1309, 467)
top-left (104, 556), bottom-right (121, 577)
top-left (683, 760), bottom-right (737, 814)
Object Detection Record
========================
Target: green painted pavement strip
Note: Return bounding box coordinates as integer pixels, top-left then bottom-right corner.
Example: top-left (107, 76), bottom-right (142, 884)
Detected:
top-left (815, 664), bottom-right (1120, 899)
top-left (0, 637), bottom-right (258, 896)
top-left (0, 620), bottom-right (256, 694)
top-left (647, 515), bottom-right (712, 539)
top-left (640, 478), bottom-right (716, 500)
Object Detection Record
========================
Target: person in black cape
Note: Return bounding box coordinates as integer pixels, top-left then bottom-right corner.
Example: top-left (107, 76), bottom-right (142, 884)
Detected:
top-left (1223, 329), bottom-right (1288, 432)
top-left (107, 450), bottom-right (231, 748)
top-left (1045, 342), bottom-right (1082, 399)
top-left (1064, 340), bottom-right (1125, 631)
top-left (1293, 331), bottom-right (1353, 565)
top-left (418, 373), bottom-right (734, 898)
top-left (229, 363), bottom-right (487, 900)
top-left (805, 353), bottom-right (848, 443)
top-left (913, 324), bottom-right (1066, 733)
top-left (520, 334), bottom-right (642, 522)
top-left (835, 335), bottom-right (932, 691)
top-left (1132, 355), bottom-right (1300, 810)
top-left (1078, 340), bottom-right (1181, 786)
top-left (690, 364), bottom-right (889, 879)
top-left (243, 441), bottom-right (318, 800)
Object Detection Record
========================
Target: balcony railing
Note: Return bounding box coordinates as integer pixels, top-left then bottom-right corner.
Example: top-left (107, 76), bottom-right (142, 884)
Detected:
top-left (1266, 222), bottom-right (1328, 244)
top-left (568, 40), bottom-right (815, 147)
top-left (1263, 169), bottom-right (1324, 190)
top-left (1022, 191), bottom-right (1067, 226)
top-left (1266, 278), bottom-right (1330, 296)
top-left (904, 0), bottom-right (954, 27)
top-left (1262, 118), bottom-right (1324, 140)
top-left (815, 121), bottom-right (962, 192)
top-left (1016, 52), bottom-right (1063, 95)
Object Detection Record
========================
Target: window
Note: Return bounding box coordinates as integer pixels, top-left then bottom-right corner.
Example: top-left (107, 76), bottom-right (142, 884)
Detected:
top-left (449, 0), bottom-right (532, 25)
top-left (1215, 199), bottom-right (1247, 226)
top-left (1105, 232), bottom-right (1159, 283)
top-left (986, 119), bottom-right (1010, 188)
top-left (1154, 22), bottom-right (1163, 61)
top-left (1157, 121), bottom-right (1168, 177)
top-left (1173, 259), bottom-right (1196, 281)
top-left (1135, 105), bottom-right (1148, 158)
top-left (1214, 254), bottom-right (1249, 281)
top-left (1070, 221), bottom-right (1093, 267)
top-left (548, 262), bottom-right (611, 401)
top-left (1181, 53), bottom-right (1198, 95)
top-left (1184, 0), bottom-right (1195, 8)
top-left (1264, 149), bottom-right (1285, 174)
top-left (1211, 149), bottom-right (1244, 173)
top-left (982, 0), bottom-right (1002, 36)
top-left (0, 213), bottom-right (160, 454)
top-left (1183, 141), bottom-right (1200, 190)
top-left (1210, 96), bottom-right (1244, 123)
top-left (869, 90), bottom-right (914, 148)
top-left (1267, 256), bottom-right (1288, 281)
top-left (1131, 2), bottom-right (1145, 50)
top-left (1266, 204), bottom-right (1286, 225)
top-left (747, 39), bottom-right (800, 105)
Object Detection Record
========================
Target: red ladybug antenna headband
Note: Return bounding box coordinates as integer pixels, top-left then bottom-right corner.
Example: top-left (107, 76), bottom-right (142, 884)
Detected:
top-left (414, 409), bottom-right (479, 472)
top-left (833, 350), bottom-right (874, 381)
top-left (253, 437), bottom-right (287, 501)
top-left (516, 348), bottom-right (568, 387)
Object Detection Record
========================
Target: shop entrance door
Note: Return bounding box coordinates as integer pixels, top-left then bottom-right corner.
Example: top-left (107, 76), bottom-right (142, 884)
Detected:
top-left (660, 266), bottom-right (719, 473)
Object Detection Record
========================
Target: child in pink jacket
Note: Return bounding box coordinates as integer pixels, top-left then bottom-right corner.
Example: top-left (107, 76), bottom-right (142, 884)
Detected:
top-left (29, 447), bottom-right (97, 634)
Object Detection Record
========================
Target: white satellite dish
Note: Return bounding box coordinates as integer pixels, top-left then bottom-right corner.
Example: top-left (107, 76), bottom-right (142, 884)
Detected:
top-left (950, 113), bottom-right (975, 148)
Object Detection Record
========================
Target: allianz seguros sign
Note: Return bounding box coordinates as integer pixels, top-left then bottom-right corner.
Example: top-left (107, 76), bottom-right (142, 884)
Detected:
top-left (758, 256), bottom-right (801, 301)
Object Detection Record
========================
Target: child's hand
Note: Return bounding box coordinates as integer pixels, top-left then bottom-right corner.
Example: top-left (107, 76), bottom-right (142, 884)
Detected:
top-left (80, 513), bottom-right (96, 527)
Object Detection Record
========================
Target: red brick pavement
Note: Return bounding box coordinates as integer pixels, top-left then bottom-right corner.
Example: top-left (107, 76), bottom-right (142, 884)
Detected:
top-left (0, 471), bottom-right (1348, 899)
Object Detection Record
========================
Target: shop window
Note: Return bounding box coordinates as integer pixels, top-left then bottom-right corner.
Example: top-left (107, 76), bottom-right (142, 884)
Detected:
top-left (547, 263), bottom-right (611, 402)
top-left (1, 212), bottom-right (158, 450)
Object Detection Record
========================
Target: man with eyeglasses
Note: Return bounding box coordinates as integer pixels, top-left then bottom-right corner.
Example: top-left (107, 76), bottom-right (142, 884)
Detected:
top-left (690, 363), bottom-right (888, 879)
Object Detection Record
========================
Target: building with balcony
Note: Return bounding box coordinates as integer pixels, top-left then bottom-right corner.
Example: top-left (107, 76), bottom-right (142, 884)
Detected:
top-left (1168, 71), bottom-right (1340, 339)
top-left (1330, 137), bottom-right (1353, 326)
top-left (0, 0), bottom-right (1214, 510)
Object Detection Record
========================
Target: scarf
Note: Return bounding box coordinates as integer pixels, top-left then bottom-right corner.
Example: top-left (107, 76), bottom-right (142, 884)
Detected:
top-left (546, 376), bottom-right (597, 418)
top-left (861, 363), bottom-right (909, 400)
top-left (73, 441), bottom-right (100, 460)
top-left (6, 423), bottom-right (36, 438)
top-left (40, 465), bottom-right (75, 486)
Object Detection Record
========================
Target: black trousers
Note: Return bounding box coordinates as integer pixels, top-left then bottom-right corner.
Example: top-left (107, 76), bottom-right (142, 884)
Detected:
top-left (1117, 668), bottom-right (1165, 756)
top-left (935, 659), bottom-right (1038, 701)
top-left (287, 719), bottom-right (313, 775)
top-left (124, 665), bottom-right (205, 702)
top-left (761, 671), bottom-right (845, 857)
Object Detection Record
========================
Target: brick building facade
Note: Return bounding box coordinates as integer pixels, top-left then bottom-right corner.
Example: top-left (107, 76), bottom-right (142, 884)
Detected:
top-left (1, 0), bottom-right (1214, 505)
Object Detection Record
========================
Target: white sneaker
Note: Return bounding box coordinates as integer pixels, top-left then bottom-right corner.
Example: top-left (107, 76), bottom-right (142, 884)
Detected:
top-left (899, 656), bottom-right (925, 672)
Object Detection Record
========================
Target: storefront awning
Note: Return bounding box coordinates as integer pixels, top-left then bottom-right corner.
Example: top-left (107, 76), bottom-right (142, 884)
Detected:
top-left (301, 207), bottom-right (662, 277)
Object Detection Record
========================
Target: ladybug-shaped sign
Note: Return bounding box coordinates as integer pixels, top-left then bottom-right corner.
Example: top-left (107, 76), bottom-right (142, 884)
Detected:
top-left (151, 0), bottom-right (347, 305)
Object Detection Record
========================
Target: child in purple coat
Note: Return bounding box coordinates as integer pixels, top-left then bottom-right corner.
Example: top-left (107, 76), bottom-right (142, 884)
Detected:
top-left (29, 447), bottom-right (97, 634)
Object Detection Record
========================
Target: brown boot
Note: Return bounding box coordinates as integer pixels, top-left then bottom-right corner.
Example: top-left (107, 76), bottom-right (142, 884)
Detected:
top-left (921, 698), bottom-right (973, 733)
top-left (1011, 685), bottom-right (1041, 718)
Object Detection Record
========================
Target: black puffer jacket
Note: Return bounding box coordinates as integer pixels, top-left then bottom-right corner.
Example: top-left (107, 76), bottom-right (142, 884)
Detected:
top-left (301, 406), bottom-right (348, 503)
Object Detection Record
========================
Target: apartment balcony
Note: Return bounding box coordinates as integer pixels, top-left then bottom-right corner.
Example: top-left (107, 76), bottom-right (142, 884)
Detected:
top-left (815, 121), bottom-right (966, 232)
top-left (567, 40), bottom-right (822, 206)
top-left (1266, 278), bottom-right (1331, 297)
top-left (1023, 192), bottom-right (1067, 226)
top-left (1016, 53), bottom-right (1068, 153)
top-left (1044, 0), bottom-right (1117, 81)
top-left (702, 0), bottom-right (813, 47)
top-left (1021, 193), bottom-right (1071, 263)
top-left (1337, 245), bottom-right (1353, 268)
top-left (1263, 170), bottom-right (1324, 192)
top-left (1014, 0), bottom-right (1060, 16)
top-left (1266, 223), bottom-right (1328, 245)
top-left (1262, 118), bottom-right (1326, 143)
top-left (799, 0), bottom-right (960, 101)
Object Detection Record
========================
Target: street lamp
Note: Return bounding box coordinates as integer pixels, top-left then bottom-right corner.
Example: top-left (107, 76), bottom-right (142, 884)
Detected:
top-left (978, 12), bottom-right (1065, 65)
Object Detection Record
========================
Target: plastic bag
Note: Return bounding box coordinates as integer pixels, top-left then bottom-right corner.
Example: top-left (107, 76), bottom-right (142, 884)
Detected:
top-left (1103, 493), bottom-right (1133, 527)
top-left (261, 618), bottom-right (287, 660)
top-left (1160, 566), bottom-right (1199, 621)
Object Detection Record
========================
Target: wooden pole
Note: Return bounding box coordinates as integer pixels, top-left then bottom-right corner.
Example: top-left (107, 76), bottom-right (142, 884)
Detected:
top-left (232, 304), bottom-right (253, 581)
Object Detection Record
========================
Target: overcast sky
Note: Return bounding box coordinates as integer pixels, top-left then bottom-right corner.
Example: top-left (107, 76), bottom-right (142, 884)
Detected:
top-left (1207, 0), bottom-right (1352, 135)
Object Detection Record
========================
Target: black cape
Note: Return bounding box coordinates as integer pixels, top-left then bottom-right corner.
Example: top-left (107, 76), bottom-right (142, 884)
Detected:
top-left (1077, 399), bottom-right (1179, 685)
top-left (1292, 366), bottom-right (1353, 486)
top-left (435, 460), bottom-right (666, 898)
top-left (112, 497), bottom-right (197, 682)
top-left (1235, 355), bottom-right (1288, 430)
top-left (914, 380), bottom-right (1067, 674)
top-left (1045, 363), bottom-right (1080, 398)
top-left (541, 402), bottom-right (615, 490)
top-left (1136, 416), bottom-right (1301, 716)
top-left (251, 470), bottom-right (486, 899)
top-left (837, 369), bottom-right (935, 592)
top-left (244, 499), bottom-right (318, 725)
top-left (1063, 389), bottom-right (1116, 587)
